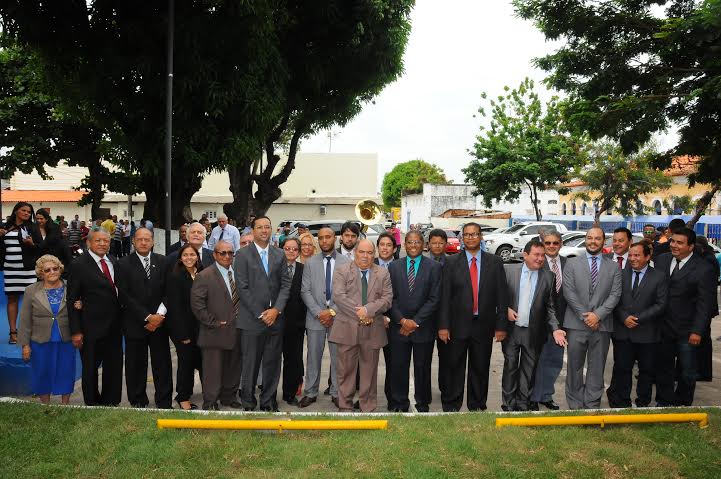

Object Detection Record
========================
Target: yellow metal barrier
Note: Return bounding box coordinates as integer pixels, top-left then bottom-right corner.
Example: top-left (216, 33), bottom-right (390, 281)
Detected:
top-left (157, 418), bottom-right (388, 431)
top-left (496, 413), bottom-right (708, 429)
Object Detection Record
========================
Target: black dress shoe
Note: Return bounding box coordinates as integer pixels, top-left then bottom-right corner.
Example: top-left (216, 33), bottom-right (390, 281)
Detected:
top-left (260, 405), bottom-right (280, 412)
top-left (221, 400), bottom-right (243, 409)
top-left (501, 405), bottom-right (510, 412)
top-left (529, 402), bottom-right (539, 411)
top-left (203, 402), bottom-right (219, 411)
top-left (540, 400), bottom-right (560, 410)
top-left (132, 403), bottom-right (148, 409)
top-left (353, 400), bottom-right (361, 411)
top-left (298, 396), bottom-right (317, 408)
top-left (284, 397), bottom-right (299, 406)
top-left (415, 405), bottom-right (429, 413)
top-left (331, 397), bottom-right (339, 408)
top-left (323, 386), bottom-right (331, 396)
top-left (176, 400), bottom-right (199, 410)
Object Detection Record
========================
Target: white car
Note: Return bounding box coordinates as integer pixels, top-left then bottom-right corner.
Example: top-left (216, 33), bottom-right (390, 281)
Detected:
top-left (484, 222), bottom-right (569, 262)
top-left (559, 233), bottom-right (644, 258)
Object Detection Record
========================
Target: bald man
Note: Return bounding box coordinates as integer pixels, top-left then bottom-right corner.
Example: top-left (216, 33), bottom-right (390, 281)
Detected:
top-left (329, 239), bottom-right (393, 412)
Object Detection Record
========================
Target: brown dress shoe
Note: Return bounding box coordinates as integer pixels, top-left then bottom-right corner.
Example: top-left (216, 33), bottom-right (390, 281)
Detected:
top-left (298, 396), bottom-right (317, 408)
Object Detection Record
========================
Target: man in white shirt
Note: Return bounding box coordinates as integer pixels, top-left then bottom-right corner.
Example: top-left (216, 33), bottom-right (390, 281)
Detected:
top-left (208, 214), bottom-right (241, 252)
top-left (337, 221), bottom-right (360, 260)
top-left (604, 227), bottom-right (632, 270)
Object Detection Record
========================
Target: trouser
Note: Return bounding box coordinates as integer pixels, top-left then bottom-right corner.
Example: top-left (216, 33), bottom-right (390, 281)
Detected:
top-left (655, 335), bottom-right (699, 406)
top-left (303, 328), bottom-right (338, 398)
top-left (124, 329), bottom-right (173, 408)
top-left (282, 327), bottom-right (305, 400)
top-left (530, 332), bottom-right (564, 403)
top-left (501, 326), bottom-right (539, 411)
top-left (382, 343), bottom-right (394, 409)
top-left (80, 331), bottom-right (123, 406)
top-left (697, 327), bottom-right (713, 380)
top-left (389, 339), bottom-right (434, 411)
top-left (565, 329), bottom-right (610, 409)
top-left (201, 346), bottom-right (241, 406)
top-left (240, 329), bottom-right (282, 409)
top-left (335, 343), bottom-right (380, 412)
top-left (606, 339), bottom-right (656, 408)
top-left (174, 339), bottom-right (202, 403)
top-left (437, 333), bottom-right (493, 411)
top-left (122, 237), bottom-right (131, 256)
top-left (111, 239), bottom-right (123, 257)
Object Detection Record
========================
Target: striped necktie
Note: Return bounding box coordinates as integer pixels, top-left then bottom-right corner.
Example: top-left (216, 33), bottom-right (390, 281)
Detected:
top-left (550, 257), bottom-right (561, 293)
top-left (229, 270), bottom-right (240, 317)
top-left (143, 256), bottom-right (150, 279)
top-left (590, 256), bottom-right (598, 289)
top-left (407, 258), bottom-right (416, 293)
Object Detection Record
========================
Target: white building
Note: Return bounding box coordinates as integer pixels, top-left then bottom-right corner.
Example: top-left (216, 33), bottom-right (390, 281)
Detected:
top-left (2, 153), bottom-right (379, 225)
top-left (400, 183), bottom-right (560, 231)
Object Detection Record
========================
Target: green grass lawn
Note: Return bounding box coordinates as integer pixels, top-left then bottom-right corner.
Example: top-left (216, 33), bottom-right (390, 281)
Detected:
top-left (3, 402), bottom-right (721, 478)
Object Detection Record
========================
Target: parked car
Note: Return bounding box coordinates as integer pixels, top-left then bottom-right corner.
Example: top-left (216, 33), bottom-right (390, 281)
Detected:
top-left (511, 229), bottom-right (590, 261)
top-left (290, 220), bottom-right (384, 248)
top-left (423, 229), bottom-right (462, 254)
top-left (559, 233), bottom-right (643, 258)
top-left (483, 222), bottom-right (569, 262)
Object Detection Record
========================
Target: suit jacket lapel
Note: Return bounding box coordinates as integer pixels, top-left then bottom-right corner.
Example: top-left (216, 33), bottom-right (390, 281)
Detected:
top-left (212, 265), bottom-right (233, 303)
top-left (368, 263), bottom-right (379, 297)
top-left (34, 286), bottom-right (54, 315)
top-left (530, 269), bottom-right (544, 307)
top-left (671, 255), bottom-right (695, 282)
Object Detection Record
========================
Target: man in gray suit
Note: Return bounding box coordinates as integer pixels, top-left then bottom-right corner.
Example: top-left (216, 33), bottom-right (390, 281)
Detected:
top-left (563, 226), bottom-right (622, 409)
top-left (298, 226), bottom-right (350, 408)
top-left (500, 239), bottom-right (567, 411)
top-left (606, 242), bottom-right (667, 408)
top-left (234, 216), bottom-right (291, 411)
top-left (190, 240), bottom-right (242, 410)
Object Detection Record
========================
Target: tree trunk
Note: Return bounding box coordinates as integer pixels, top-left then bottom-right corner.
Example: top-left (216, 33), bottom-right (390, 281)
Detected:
top-left (530, 182), bottom-right (542, 221)
top-left (85, 157), bottom-right (105, 220)
top-left (142, 168), bottom-right (202, 228)
top-left (687, 185), bottom-right (720, 227)
top-left (224, 155), bottom-right (256, 226)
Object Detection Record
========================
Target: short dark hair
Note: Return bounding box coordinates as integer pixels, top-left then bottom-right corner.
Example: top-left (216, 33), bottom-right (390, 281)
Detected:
top-left (630, 241), bottom-right (651, 256)
top-left (428, 228), bottom-right (447, 242)
top-left (462, 222), bottom-right (482, 235)
top-left (318, 225), bottom-right (335, 236)
top-left (613, 227), bottom-right (632, 242)
top-left (404, 230), bottom-right (423, 243)
top-left (340, 221), bottom-right (360, 236)
top-left (523, 238), bottom-right (545, 254)
top-left (282, 237), bottom-right (301, 249)
top-left (377, 232), bottom-right (397, 248)
top-left (668, 218), bottom-right (686, 233)
top-left (643, 224), bottom-right (656, 230)
top-left (587, 226), bottom-right (605, 240)
top-left (672, 227), bottom-right (696, 246)
top-left (251, 215), bottom-right (271, 228)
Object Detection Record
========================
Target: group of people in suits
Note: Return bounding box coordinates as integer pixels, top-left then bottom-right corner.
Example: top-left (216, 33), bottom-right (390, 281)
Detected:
top-left (19, 212), bottom-right (719, 413)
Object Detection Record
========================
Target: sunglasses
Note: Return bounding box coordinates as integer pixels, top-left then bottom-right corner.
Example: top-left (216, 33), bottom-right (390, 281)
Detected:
top-left (284, 247), bottom-right (299, 252)
top-left (544, 241), bottom-right (560, 246)
top-left (43, 266), bottom-right (60, 273)
top-left (215, 251), bottom-right (234, 256)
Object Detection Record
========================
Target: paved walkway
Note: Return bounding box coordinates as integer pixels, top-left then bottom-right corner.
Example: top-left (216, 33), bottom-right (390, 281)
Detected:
top-left (18, 290), bottom-right (721, 412)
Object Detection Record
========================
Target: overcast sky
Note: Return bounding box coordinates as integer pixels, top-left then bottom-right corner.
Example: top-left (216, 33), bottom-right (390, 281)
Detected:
top-left (300, 0), bottom-right (562, 188)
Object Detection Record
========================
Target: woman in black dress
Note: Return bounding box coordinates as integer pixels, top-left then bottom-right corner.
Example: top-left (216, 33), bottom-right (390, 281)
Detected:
top-left (35, 209), bottom-right (72, 276)
top-left (0, 202), bottom-right (42, 344)
top-left (165, 243), bottom-right (203, 410)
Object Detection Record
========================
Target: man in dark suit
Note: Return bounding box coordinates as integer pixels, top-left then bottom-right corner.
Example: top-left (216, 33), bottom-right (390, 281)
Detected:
top-left (606, 242), bottom-right (667, 408)
top-left (388, 230), bottom-right (442, 412)
top-left (167, 223), bottom-right (188, 255)
top-left (438, 222), bottom-right (508, 411)
top-left (426, 229), bottom-right (448, 265)
top-left (603, 227), bottom-right (632, 270)
top-left (117, 227), bottom-right (173, 409)
top-left (190, 240), bottom-right (241, 410)
top-left (500, 239), bottom-right (566, 412)
top-left (279, 237), bottom-right (307, 406)
top-left (563, 226), bottom-right (622, 409)
top-left (68, 229), bottom-right (123, 406)
top-left (530, 231), bottom-right (567, 410)
top-left (652, 218), bottom-right (686, 259)
top-left (166, 222), bottom-right (214, 269)
top-left (374, 232), bottom-right (397, 410)
top-left (235, 216), bottom-right (291, 411)
top-left (654, 227), bottom-right (716, 406)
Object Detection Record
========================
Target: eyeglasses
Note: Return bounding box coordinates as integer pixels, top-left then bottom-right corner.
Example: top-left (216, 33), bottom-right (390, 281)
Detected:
top-left (284, 247), bottom-right (299, 252)
top-left (301, 243), bottom-right (314, 248)
top-left (543, 241), bottom-right (560, 246)
top-left (462, 233), bottom-right (481, 238)
top-left (405, 240), bottom-right (423, 246)
top-left (240, 241), bottom-right (252, 246)
top-left (43, 266), bottom-right (60, 273)
top-left (215, 251), bottom-right (234, 256)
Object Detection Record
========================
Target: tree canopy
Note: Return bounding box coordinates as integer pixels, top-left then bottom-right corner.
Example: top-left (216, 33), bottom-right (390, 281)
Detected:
top-left (513, 0), bottom-right (721, 217)
top-left (572, 141), bottom-right (671, 223)
top-left (463, 78), bottom-right (585, 220)
top-left (381, 159), bottom-right (448, 208)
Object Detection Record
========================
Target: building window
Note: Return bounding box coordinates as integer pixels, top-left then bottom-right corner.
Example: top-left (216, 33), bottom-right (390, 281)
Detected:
top-left (581, 202), bottom-right (587, 215)
top-left (204, 210), bottom-right (217, 220)
top-left (635, 199), bottom-right (644, 215)
top-left (571, 202), bottom-right (577, 215)
top-left (653, 200), bottom-right (662, 215)
top-left (561, 203), bottom-right (567, 215)
top-left (547, 199), bottom-right (558, 205)
top-left (319, 205), bottom-right (327, 216)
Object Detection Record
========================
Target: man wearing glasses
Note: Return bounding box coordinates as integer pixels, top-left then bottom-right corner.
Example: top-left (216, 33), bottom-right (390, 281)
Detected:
top-left (529, 230), bottom-right (568, 410)
top-left (437, 222), bottom-right (508, 411)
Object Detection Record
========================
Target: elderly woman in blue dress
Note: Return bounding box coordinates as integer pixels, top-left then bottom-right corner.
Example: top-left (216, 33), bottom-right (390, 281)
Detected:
top-left (18, 254), bottom-right (78, 404)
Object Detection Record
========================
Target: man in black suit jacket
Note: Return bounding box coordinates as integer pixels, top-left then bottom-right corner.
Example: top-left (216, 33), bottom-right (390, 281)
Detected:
top-left (167, 223), bottom-right (188, 255)
top-left (235, 216), bottom-right (291, 411)
top-left (530, 231), bottom-right (567, 410)
top-left (500, 239), bottom-right (565, 412)
top-left (652, 218), bottom-right (686, 259)
top-left (279, 237), bottom-right (307, 406)
top-left (606, 242), bottom-right (667, 408)
top-left (603, 227), bottom-right (632, 270)
top-left (375, 233), bottom-right (398, 410)
top-left (117, 227), bottom-right (173, 409)
top-left (165, 222), bottom-right (214, 270)
top-left (68, 229), bottom-right (123, 406)
top-left (438, 222), bottom-right (508, 411)
top-left (426, 229), bottom-right (448, 265)
top-left (388, 231), bottom-right (442, 412)
top-left (654, 227), bottom-right (716, 406)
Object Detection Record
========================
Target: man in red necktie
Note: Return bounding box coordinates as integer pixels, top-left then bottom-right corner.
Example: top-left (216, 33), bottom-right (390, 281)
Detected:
top-left (68, 229), bottom-right (124, 406)
top-left (437, 223), bottom-right (509, 412)
top-left (604, 227), bottom-right (632, 270)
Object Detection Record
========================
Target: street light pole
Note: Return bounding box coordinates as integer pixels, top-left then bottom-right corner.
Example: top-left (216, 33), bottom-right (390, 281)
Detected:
top-left (164, 0), bottom-right (175, 252)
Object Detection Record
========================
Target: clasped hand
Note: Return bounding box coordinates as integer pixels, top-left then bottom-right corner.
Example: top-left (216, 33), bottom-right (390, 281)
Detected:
top-left (582, 311), bottom-right (600, 331)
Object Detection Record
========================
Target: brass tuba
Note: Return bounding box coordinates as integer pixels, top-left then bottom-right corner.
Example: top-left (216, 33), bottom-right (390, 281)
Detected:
top-left (355, 199), bottom-right (384, 233)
